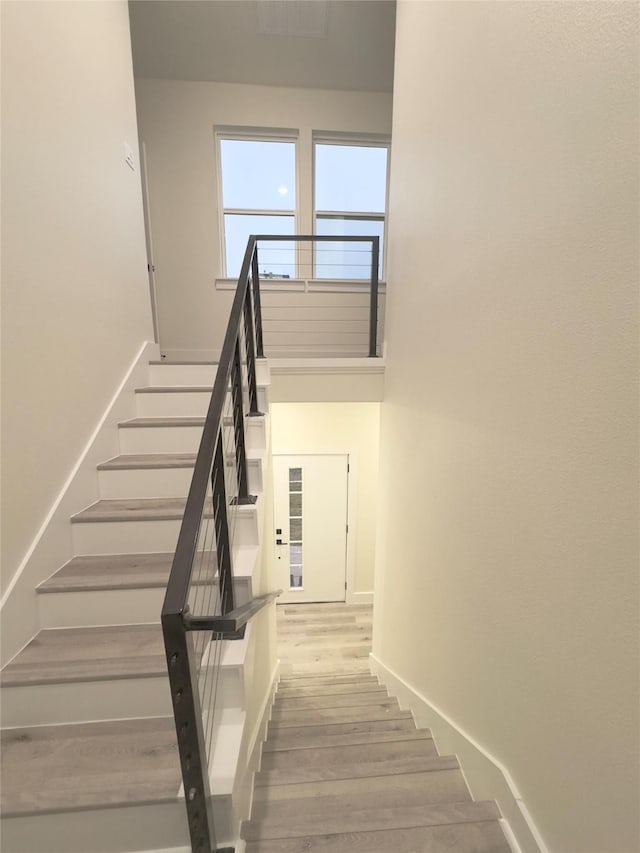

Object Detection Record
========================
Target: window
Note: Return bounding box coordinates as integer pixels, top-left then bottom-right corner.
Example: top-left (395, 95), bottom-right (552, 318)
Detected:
top-left (218, 135), bottom-right (297, 278)
top-left (288, 467), bottom-right (303, 588)
top-left (314, 141), bottom-right (388, 279)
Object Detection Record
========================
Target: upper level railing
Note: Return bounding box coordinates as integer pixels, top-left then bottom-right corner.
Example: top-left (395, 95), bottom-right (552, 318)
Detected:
top-left (161, 234), bottom-right (380, 853)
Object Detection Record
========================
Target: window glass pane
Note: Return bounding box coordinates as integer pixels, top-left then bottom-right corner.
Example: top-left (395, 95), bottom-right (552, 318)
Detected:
top-left (290, 518), bottom-right (302, 540)
top-left (289, 468), bottom-right (302, 482)
top-left (220, 140), bottom-right (295, 211)
top-left (224, 214), bottom-right (294, 278)
top-left (289, 493), bottom-right (302, 515)
top-left (315, 144), bottom-right (387, 213)
top-left (315, 217), bottom-right (384, 279)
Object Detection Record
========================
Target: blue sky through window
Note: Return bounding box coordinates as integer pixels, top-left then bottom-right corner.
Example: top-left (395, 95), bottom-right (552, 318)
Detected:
top-left (220, 137), bottom-right (387, 279)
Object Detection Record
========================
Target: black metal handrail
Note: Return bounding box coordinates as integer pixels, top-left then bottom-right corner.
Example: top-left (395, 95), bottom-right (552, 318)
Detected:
top-left (161, 233), bottom-right (380, 853)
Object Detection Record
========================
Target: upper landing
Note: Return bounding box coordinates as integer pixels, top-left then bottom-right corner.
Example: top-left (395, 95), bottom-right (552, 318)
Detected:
top-left (267, 357), bottom-right (384, 404)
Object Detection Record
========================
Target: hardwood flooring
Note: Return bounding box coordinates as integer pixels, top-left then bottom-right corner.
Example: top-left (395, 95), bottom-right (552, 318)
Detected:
top-left (276, 602), bottom-right (373, 677)
top-left (243, 602), bottom-right (511, 852)
top-left (0, 717), bottom-right (181, 816)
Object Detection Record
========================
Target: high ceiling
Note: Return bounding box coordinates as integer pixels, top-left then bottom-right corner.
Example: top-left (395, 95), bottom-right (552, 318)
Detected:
top-left (128, 0), bottom-right (396, 93)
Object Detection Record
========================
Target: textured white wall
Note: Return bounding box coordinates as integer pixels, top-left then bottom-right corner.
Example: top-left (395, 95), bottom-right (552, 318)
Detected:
top-left (1, 1), bottom-right (152, 592)
top-left (134, 78), bottom-right (392, 357)
top-left (374, 3), bottom-right (639, 852)
top-left (270, 402), bottom-right (380, 594)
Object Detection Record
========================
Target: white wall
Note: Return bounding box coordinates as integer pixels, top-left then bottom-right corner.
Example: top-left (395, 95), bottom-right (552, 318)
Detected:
top-left (1, 2), bottom-right (152, 592)
top-left (134, 78), bottom-right (392, 357)
top-left (374, 3), bottom-right (639, 853)
top-left (270, 402), bottom-right (380, 596)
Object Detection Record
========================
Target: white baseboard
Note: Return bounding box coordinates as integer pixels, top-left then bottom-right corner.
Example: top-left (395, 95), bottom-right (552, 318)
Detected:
top-left (347, 590), bottom-right (374, 605)
top-left (0, 340), bottom-right (158, 666)
top-left (369, 653), bottom-right (549, 853)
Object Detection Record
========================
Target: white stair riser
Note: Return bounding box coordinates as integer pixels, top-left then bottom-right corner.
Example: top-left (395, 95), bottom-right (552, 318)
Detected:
top-left (72, 511), bottom-right (259, 555)
top-left (0, 796), bottom-right (235, 853)
top-left (98, 458), bottom-right (263, 500)
top-left (37, 578), bottom-right (253, 629)
top-left (136, 387), bottom-right (268, 418)
top-left (119, 419), bottom-right (266, 455)
top-left (1, 667), bottom-right (245, 727)
top-left (148, 360), bottom-right (269, 387)
top-left (149, 363), bottom-right (217, 385)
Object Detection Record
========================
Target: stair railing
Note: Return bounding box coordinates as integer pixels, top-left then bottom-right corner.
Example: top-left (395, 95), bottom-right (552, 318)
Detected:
top-left (254, 233), bottom-right (380, 357)
top-left (162, 233), bottom-right (380, 853)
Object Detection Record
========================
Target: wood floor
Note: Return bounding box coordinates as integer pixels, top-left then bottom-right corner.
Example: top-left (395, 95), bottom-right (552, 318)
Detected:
top-left (243, 602), bottom-right (512, 853)
top-left (276, 601), bottom-right (373, 677)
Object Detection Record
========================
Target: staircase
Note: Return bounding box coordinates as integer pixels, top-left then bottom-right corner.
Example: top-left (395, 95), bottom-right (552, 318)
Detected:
top-left (242, 604), bottom-right (513, 853)
top-left (0, 359), bottom-right (270, 853)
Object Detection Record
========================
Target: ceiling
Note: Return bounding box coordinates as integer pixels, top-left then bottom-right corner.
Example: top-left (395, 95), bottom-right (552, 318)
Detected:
top-left (128, 0), bottom-right (396, 93)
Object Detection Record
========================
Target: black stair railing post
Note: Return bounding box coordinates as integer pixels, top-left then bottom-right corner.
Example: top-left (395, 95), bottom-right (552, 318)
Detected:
top-left (230, 337), bottom-right (257, 507)
top-left (211, 432), bottom-right (235, 616)
top-left (369, 236), bottom-right (380, 358)
top-left (243, 281), bottom-right (262, 417)
top-left (250, 248), bottom-right (264, 358)
top-left (162, 613), bottom-right (218, 853)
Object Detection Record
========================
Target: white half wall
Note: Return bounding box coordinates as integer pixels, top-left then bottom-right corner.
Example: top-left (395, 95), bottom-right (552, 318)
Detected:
top-left (270, 402), bottom-right (380, 596)
top-left (134, 78), bottom-right (392, 357)
top-left (1, 3), bottom-right (153, 605)
top-left (374, 3), bottom-right (639, 853)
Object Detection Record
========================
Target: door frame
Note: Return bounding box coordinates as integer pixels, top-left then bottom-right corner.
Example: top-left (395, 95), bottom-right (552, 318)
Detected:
top-left (272, 450), bottom-right (357, 603)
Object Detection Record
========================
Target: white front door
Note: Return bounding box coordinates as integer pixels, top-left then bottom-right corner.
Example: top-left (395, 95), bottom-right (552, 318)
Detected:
top-left (273, 454), bottom-right (348, 603)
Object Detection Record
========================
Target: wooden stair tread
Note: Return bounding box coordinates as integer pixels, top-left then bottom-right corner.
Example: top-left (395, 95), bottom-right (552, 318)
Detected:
top-left (118, 416), bottom-right (206, 428)
top-left (0, 717), bottom-right (180, 816)
top-left (37, 552), bottom-right (176, 591)
top-left (148, 360), bottom-right (218, 365)
top-left (243, 820), bottom-right (512, 852)
top-left (261, 738), bottom-right (438, 771)
top-left (97, 453), bottom-right (196, 470)
top-left (251, 770), bottom-right (471, 817)
top-left (269, 706), bottom-right (412, 728)
top-left (278, 673), bottom-right (378, 686)
top-left (253, 767), bottom-right (468, 805)
top-left (242, 799), bottom-right (501, 841)
top-left (255, 755), bottom-right (459, 787)
top-left (71, 497), bottom-right (201, 523)
top-left (265, 717), bottom-right (417, 745)
top-left (135, 385), bottom-right (213, 393)
top-left (0, 624), bottom-right (166, 685)
top-left (276, 681), bottom-right (385, 698)
top-left (265, 727), bottom-right (431, 752)
top-left (273, 689), bottom-right (390, 711)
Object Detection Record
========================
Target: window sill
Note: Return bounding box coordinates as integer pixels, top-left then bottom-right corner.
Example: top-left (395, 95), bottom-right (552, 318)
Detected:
top-left (215, 278), bottom-right (387, 294)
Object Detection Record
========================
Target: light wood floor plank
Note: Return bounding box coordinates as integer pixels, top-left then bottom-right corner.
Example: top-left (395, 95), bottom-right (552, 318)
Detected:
top-left (252, 768), bottom-right (469, 805)
top-left (0, 624), bottom-right (165, 686)
top-left (242, 800), bottom-right (501, 841)
top-left (273, 690), bottom-right (391, 711)
top-left (261, 738), bottom-right (438, 771)
top-left (251, 770), bottom-right (471, 815)
top-left (265, 722), bottom-right (429, 752)
top-left (255, 755), bottom-right (459, 787)
top-left (244, 819), bottom-right (512, 852)
top-left (0, 718), bottom-right (180, 816)
top-left (268, 705), bottom-right (407, 728)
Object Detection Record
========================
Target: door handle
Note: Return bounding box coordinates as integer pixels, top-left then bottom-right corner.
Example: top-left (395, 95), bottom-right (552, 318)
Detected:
top-left (276, 538), bottom-right (289, 545)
